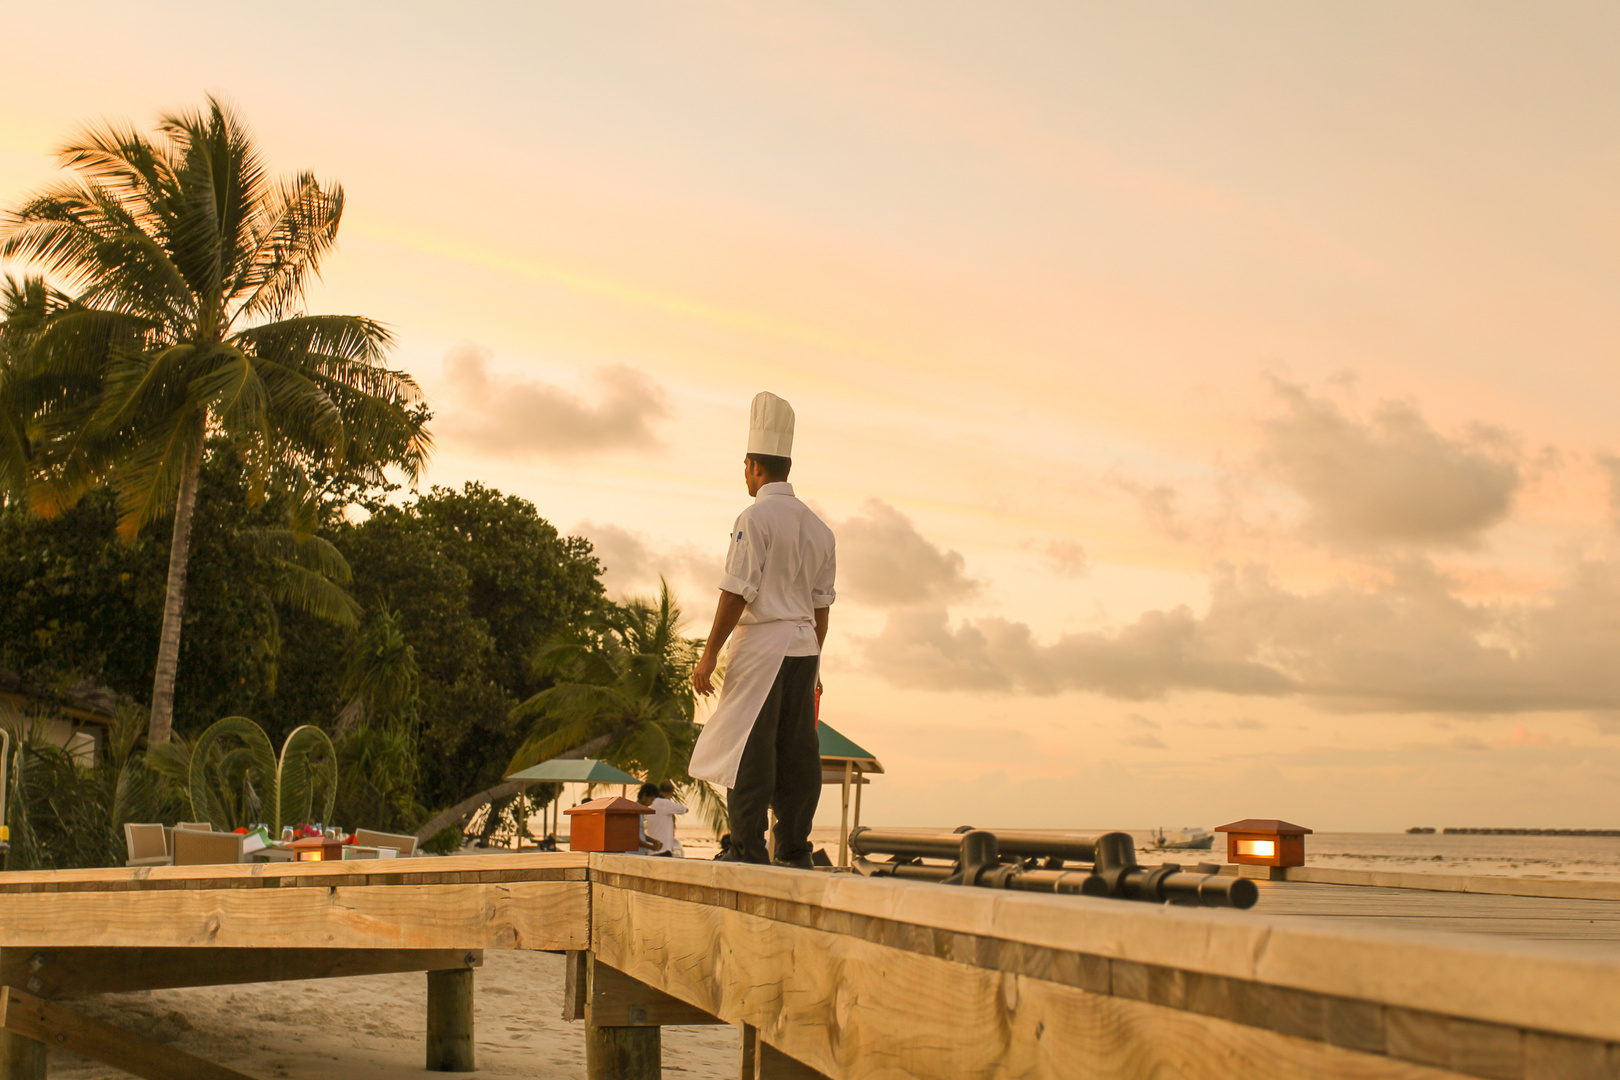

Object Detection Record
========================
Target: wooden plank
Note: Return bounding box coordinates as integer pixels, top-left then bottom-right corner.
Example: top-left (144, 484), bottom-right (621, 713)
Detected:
top-left (592, 883), bottom-right (1474, 1080)
top-left (594, 854), bottom-right (1620, 1045)
top-left (0, 947), bottom-right (481, 997)
top-left (0, 852), bottom-right (588, 892)
top-left (1261, 866), bottom-right (1620, 903)
top-left (0, 987), bottom-right (254, 1080)
top-left (590, 956), bottom-right (725, 1027)
top-left (0, 882), bottom-right (588, 951)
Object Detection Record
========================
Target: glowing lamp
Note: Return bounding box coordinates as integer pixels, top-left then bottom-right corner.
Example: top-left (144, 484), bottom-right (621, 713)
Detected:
top-left (1216, 819), bottom-right (1312, 869)
top-left (288, 836), bottom-right (345, 862)
top-left (564, 796), bottom-right (654, 853)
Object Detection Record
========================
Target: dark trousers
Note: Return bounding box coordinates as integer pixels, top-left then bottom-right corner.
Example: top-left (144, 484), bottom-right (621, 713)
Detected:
top-left (728, 655), bottom-right (821, 863)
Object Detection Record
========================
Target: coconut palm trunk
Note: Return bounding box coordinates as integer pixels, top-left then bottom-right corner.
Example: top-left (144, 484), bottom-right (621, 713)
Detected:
top-left (147, 416), bottom-right (204, 744)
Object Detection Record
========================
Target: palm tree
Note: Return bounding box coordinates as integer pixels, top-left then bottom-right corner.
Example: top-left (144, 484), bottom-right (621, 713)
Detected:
top-left (146, 716), bottom-right (337, 833)
top-left (0, 98), bottom-right (428, 743)
top-left (413, 582), bottom-right (725, 844)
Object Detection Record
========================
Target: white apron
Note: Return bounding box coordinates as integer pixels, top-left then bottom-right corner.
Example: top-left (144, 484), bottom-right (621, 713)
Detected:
top-left (688, 620), bottom-right (802, 789)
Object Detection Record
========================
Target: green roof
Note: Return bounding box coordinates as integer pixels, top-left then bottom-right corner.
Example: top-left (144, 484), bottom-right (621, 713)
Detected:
top-left (506, 758), bottom-right (642, 784)
top-left (818, 721), bottom-right (883, 772)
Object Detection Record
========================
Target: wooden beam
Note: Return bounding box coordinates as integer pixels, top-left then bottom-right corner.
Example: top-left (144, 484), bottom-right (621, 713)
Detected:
top-left (0, 987), bottom-right (253, 1080)
top-left (591, 882), bottom-right (1481, 1080)
top-left (426, 968), bottom-right (475, 1072)
top-left (586, 955), bottom-right (658, 1080)
top-left (0, 881), bottom-right (588, 951)
top-left (0, 947), bottom-right (481, 998)
top-left (589, 956), bottom-right (724, 1027)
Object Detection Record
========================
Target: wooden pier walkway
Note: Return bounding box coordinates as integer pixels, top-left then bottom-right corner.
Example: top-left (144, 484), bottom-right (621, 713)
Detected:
top-left (4, 852), bottom-right (1620, 1079)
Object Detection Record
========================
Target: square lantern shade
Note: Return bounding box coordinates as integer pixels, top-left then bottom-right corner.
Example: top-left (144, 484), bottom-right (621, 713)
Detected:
top-left (1215, 819), bottom-right (1313, 868)
top-left (288, 836), bottom-right (346, 863)
top-left (564, 796), bottom-right (654, 853)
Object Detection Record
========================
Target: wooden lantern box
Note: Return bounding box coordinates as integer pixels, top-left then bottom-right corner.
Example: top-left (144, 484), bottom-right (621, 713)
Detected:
top-left (564, 796), bottom-right (653, 853)
top-left (1215, 819), bottom-right (1312, 868)
top-left (288, 836), bottom-right (347, 862)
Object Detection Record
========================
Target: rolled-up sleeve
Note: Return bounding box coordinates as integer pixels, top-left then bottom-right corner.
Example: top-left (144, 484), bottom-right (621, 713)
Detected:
top-left (718, 512), bottom-right (764, 602)
top-left (812, 540), bottom-right (836, 608)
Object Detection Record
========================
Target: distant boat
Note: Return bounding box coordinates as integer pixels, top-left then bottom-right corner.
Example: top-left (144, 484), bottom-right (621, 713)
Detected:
top-left (1152, 827), bottom-right (1215, 851)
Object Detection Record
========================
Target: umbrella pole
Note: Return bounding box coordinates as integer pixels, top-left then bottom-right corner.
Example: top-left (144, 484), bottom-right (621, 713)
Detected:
top-left (838, 762), bottom-right (853, 867)
top-left (854, 771), bottom-right (863, 834)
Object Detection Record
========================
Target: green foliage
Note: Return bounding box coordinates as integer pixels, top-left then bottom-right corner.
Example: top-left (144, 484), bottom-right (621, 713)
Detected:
top-left (331, 608), bottom-right (424, 833)
top-left (509, 581), bottom-right (726, 837)
top-left (0, 98), bottom-right (429, 537)
top-left (335, 482), bottom-right (606, 811)
top-left (151, 716), bottom-right (336, 832)
top-left (2, 707), bottom-right (179, 871)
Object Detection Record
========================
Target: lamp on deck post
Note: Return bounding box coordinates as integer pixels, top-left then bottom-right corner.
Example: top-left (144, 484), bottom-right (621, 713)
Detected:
top-left (1216, 819), bottom-right (1312, 880)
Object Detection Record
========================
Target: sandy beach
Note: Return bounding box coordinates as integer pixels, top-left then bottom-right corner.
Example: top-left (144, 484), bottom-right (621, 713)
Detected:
top-left (45, 950), bottom-right (737, 1079)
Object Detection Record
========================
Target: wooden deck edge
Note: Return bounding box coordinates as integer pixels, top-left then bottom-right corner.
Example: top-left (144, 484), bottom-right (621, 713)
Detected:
top-left (590, 857), bottom-right (1620, 1045)
top-left (1233, 864), bottom-right (1620, 902)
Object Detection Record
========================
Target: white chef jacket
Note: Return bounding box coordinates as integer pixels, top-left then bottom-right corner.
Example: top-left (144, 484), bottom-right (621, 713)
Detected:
top-left (718, 482), bottom-right (836, 656)
top-left (646, 797), bottom-right (687, 855)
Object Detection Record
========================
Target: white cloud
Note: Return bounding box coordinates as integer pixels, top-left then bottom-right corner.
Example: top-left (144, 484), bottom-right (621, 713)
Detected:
top-left (575, 521), bottom-right (719, 599)
top-left (441, 345), bottom-right (670, 456)
top-left (832, 500), bottom-right (980, 607)
top-left (1260, 380), bottom-right (1519, 546)
top-left (863, 557), bottom-right (1620, 715)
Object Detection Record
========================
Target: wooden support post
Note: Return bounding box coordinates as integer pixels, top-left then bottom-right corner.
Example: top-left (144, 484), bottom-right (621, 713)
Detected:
top-left (837, 761), bottom-right (853, 868)
top-left (584, 953), bottom-right (659, 1080)
top-left (0, 949), bottom-right (43, 1080)
top-left (426, 967), bottom-right (475, 1072)
top-left (852, 771), bottom-right (862, 833)
top-left (739, 1023), bottom-right (830, 1080)
top-left (0, 1029), bottom-right (45, 1080)
top-left (0, 987), bottom-right (251, 1080)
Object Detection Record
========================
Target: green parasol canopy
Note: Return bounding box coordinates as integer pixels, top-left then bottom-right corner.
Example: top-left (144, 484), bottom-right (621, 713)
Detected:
top-left (818, 721), bottom-right (883, 773)
top-left (505, 758), bottom-right (642, 784)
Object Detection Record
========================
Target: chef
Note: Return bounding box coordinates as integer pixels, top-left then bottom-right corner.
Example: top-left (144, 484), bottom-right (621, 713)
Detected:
top-left (690, 392), bottom-right (836, 869)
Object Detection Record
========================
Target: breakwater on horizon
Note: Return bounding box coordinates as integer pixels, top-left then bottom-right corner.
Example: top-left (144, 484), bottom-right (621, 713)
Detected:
top-left (1406, 835), bottom-right (1620, 841)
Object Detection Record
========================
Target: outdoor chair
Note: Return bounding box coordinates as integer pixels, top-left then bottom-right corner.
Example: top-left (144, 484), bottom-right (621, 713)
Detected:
top-left (175, 821), bottom-right (212, 831)
top-left (354, 828), bottom-right (418, 856)
top-left (171, 828), bottom-right (247, 866)
top-left (123, 823), bottom-right (173, 867)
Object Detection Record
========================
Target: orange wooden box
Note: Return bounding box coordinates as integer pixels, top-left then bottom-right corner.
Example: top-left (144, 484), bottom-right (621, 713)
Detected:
top-left (564, 796), bottom-right (653, 853)
top-left (1215, 819), bottom-right (1312, 867)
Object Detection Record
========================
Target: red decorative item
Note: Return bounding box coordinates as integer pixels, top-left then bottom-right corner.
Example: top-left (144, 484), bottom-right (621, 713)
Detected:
top-left (564, 796), bottom-right (654, 852)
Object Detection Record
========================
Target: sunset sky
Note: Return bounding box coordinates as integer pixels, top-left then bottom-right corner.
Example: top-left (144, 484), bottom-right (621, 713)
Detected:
top-left (5, 3), bottom-right (1620, 831)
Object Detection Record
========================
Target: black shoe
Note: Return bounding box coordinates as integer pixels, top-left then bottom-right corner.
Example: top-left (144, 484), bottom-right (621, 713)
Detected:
top-left (771, 852), bottom-right (816, 871)
top-left (715, 849), bottom-right (769, 864)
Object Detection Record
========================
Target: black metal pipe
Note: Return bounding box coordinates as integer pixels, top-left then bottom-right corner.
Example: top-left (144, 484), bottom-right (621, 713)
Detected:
top-left (849, 826), bottom-right (1138, 868)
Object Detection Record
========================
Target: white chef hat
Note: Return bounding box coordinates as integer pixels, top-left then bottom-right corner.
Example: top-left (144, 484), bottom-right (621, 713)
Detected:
top-left (747, 391), bottom-right (795, 457)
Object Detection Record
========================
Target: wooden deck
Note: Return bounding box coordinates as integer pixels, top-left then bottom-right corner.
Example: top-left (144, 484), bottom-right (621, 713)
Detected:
top-left (1256, 878), bottom-right (1620, 944)
top-left (3, 852), bottom-right (1620, 1079)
